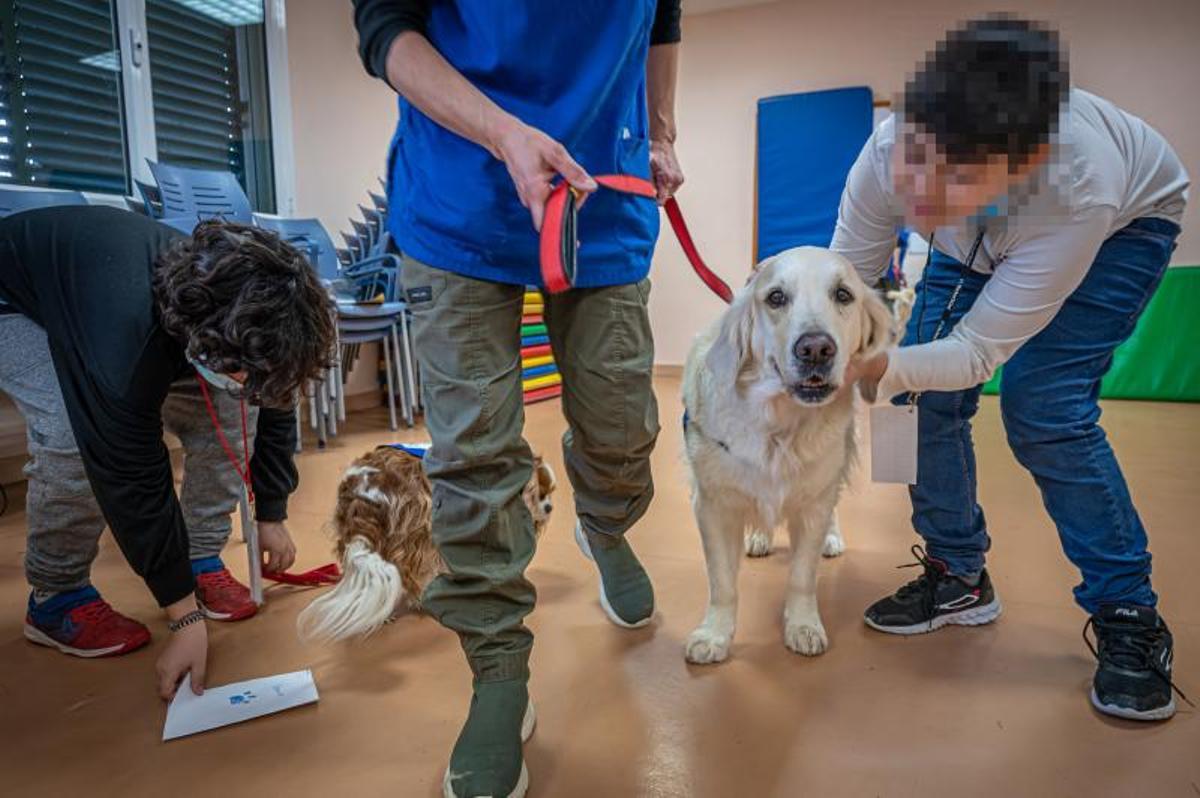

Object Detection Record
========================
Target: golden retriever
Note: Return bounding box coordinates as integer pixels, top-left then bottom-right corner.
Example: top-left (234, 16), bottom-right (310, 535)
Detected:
top-left (681, 246), bottom-right (893, 663)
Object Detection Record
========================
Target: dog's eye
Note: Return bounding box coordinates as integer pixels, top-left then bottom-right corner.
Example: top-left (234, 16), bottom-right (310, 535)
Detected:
top-left (766, 289), bottom-right (789, 308)
top-left (834, 286), bottom-right (854, 305)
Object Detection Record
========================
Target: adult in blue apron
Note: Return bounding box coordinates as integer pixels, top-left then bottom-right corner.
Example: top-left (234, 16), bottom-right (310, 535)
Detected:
top-left (353, 2), bottom-right (683, 795)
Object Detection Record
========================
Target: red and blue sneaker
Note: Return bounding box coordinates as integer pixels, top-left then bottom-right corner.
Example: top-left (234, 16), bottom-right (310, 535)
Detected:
top-left (24, 586), bottom-right (151, 658)
top-left (192, 556), bottom-right (258, 621)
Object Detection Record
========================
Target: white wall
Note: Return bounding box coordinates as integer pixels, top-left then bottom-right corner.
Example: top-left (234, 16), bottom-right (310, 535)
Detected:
top-left (285, 0), bottom-right (396, 235)
top-left (284, 0), bottom-right (1200, 367)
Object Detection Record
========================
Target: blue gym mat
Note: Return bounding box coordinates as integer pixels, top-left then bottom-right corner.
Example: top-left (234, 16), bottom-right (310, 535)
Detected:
top-left (756, 86), bottom-right (874, 261)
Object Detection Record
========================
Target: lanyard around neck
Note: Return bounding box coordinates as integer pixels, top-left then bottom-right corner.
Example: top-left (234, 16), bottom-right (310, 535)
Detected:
top-left (920, 228), bottom-right (985, 346)
top-left (194, 372), bottom-right (254, 504)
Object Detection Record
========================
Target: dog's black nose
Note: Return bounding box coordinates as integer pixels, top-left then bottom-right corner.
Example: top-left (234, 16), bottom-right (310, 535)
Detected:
top-left (794, 332), bottom-right (837, 365)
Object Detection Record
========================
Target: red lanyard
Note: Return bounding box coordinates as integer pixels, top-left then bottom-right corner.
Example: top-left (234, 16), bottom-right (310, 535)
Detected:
top-left (193, 373), bottom-right (346, 587)
top-left (194, 373), bottom-right (254, 504)
top-left (539, 174), bottom-right (734, 304)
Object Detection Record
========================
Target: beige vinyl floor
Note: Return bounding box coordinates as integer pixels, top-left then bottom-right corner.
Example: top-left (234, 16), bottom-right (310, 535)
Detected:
top-left (1, 375), bottom-right (1197, 797)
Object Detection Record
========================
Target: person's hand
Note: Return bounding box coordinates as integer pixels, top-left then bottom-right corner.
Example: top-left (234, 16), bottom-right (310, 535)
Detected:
top-left (157, 596), bottom-right (208, 700)
top-left (490, 116), bottom-right (597, 231)
top-left (844, 352), bottom-right (890, 402)
top-left (257, 520), bottom-right (297, 573)
top-left (649, 138), bottom-right (684, 205)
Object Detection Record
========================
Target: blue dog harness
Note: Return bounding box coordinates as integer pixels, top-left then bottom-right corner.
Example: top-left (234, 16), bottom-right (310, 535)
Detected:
top-left (682, 409), bottom-right (729, 452)
top-left (382, 443), bottom-right (431, 459)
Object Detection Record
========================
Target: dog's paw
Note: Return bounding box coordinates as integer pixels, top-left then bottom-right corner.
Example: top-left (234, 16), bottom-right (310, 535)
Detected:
top-left (744, 529), bottom-right (772, 558)
top-left (821, 530), bottom-right (845, 558)
top-left (783, 621), bottom-right (828, 657)
top-left (685, 626), bottom-right (733, 664)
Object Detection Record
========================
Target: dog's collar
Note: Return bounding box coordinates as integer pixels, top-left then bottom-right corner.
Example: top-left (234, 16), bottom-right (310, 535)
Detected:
top-left (682, 408), bottom-right (730, 453)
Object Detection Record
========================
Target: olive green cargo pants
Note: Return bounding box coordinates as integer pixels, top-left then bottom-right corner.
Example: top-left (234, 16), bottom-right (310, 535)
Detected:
top-left (401, 257), bottom-right (659, 683)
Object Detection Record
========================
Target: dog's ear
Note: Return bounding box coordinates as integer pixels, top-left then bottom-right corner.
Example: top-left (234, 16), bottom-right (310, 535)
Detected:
top-left (704, 287), bottom-right (758, 392)
top-left (857, 289), bottom-right (893, 358)
top-left (536, 461), bottom-right (556, 496)
top-left (745, 259), bottom-right (766, 285)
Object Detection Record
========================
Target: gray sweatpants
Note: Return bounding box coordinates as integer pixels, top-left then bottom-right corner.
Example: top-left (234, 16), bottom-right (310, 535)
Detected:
top-left (0, 314), bottom-right (257, 593)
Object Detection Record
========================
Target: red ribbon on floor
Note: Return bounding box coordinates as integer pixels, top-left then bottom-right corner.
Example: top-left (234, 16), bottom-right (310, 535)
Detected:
top-left (262, 563), bottom-right (341, 587)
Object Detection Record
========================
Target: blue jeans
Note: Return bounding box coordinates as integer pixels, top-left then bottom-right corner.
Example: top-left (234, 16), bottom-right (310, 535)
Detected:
top-left (897, 217), bottom-right (1180, 613)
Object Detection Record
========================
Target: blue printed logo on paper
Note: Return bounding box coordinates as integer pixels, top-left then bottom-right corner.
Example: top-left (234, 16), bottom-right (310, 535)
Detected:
top-left (229, 690), bottom-right (257, 706)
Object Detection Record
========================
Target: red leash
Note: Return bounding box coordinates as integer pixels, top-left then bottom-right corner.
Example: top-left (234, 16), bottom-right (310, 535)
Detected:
top-left (662, 195), bottom-right (734, 304)
top-left (540, 175), bottom-right (734, 304)
top-left (262, 563), bottom-right (341, 586)
top-left (195, 374), bottom-right (341, 588)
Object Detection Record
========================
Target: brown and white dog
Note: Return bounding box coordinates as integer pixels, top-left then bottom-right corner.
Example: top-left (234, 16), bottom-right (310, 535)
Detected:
top-left (682, 247), bottom-right (899, 664)
top-left (297, 446), bottom-right (556, 643)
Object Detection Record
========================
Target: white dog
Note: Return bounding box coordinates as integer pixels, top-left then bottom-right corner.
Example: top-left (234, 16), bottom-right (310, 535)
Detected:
top-left (682, 246), bottom-right (893, 664)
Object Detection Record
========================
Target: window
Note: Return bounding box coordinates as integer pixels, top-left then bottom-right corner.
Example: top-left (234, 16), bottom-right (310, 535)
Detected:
top-left (146, 0), bottom-right (275, 210)
top-left (0, 0), bottom-right (288, 211)
top-left (0, 1), bottom-right (130, 193)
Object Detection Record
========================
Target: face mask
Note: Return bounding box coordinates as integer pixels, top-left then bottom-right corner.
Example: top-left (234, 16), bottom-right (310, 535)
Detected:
top-left (188, 354), bottom-right (245, 395)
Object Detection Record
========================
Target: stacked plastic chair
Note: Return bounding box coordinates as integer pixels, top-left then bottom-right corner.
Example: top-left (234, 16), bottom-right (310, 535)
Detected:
top-left (329, 187), bottom-right (420, 423)
top-left (254, 206), bottom-right (418, 444)
top-left (0, 186), bottom-right (88, 216)
top-left (521, 288), bottom-right (561, 404)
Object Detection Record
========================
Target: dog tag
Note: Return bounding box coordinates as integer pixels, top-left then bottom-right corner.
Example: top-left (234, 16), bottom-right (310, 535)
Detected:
top-left (870, 405), bottom-right (918, 484)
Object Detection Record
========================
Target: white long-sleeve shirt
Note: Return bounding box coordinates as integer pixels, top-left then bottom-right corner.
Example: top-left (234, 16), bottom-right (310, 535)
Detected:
top-left (831, 89), bottom-right (1189, 402)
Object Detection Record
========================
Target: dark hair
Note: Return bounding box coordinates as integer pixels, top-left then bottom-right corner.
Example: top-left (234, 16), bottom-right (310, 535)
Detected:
top-left (903, 15), bottom-right (1068, 166)
top-left (153, 220), bottom-right (336, 408)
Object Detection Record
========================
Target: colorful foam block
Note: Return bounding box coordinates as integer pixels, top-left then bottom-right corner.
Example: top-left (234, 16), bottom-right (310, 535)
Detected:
top-left (522, 373), bottom-right (562, 391)
top-left (523, 384), bottom-right (563, 404)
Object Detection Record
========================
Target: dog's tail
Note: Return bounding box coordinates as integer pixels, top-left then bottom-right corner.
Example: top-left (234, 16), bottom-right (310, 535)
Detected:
top-left (296, 537), bottom-right (403, 643)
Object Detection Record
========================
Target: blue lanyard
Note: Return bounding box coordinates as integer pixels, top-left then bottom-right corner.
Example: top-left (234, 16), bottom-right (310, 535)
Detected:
top-left (907, 228), bottom-right (985, 406)
top-left (917, 228), bottom-right (986, 346)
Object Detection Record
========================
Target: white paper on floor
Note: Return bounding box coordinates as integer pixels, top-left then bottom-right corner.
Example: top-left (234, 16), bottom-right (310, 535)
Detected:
top-left (163, 669), bottom-right (319, 741)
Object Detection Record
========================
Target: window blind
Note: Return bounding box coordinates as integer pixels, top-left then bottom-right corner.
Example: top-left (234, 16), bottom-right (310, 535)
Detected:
top-left (0, 0), bottom-right (129, 193)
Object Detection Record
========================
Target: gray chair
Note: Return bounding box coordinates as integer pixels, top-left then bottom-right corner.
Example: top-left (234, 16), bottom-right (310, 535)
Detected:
top-left (253, 213), bottom-right (417, 443)
top-left (158, 216), bottom-right (199, 234)
top-left (134, 179), bottom-right (164, 218)
top-left (147, 160), bottom-right (252, 224)
top-left (0, 186), bottom-right (88, 217)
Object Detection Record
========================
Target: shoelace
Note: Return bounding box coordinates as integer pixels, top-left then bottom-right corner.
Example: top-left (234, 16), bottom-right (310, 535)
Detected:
top-left (1083, 617), bottom-right (1193, 708)
top-left (895, 544), bottom-right (945, 630)
top-left (197, 568), bottom-right (241, 592)
top-left (72, 599), bottom-right (123, 626)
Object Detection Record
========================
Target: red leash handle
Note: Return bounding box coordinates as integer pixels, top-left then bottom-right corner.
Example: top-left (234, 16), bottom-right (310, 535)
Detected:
top-left (539, 174), bottom-right (733, 304)
top-left (539, 182), bottom-right (575, 294)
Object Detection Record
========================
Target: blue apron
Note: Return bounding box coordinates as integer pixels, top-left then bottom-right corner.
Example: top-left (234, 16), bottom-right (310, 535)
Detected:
top-left (386, 0), bottom-right (660, 288)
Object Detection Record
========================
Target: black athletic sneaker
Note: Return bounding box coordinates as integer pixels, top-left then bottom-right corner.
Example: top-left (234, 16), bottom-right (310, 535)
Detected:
top-left (864, 545), bottom-right (1002, 635)
top-left (1084, 604), bottom-right (1192, 722)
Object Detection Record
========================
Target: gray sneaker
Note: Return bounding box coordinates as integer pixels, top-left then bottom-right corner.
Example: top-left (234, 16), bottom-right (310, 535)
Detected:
top-left (442, 681), bottom-right (536, 798)
top-left (574, 522), bottom-right (655, 628)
